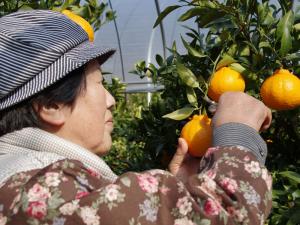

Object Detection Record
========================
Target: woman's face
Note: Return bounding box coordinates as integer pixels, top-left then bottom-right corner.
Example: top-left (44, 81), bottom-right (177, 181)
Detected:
top-left (60, 60), bottom-right (115, 155)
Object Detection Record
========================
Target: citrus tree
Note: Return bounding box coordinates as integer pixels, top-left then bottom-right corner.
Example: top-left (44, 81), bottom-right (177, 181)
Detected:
top-left (132, 0), bottom-right (300, 224)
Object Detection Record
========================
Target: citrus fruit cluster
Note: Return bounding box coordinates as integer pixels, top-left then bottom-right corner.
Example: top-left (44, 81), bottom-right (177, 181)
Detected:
top-left (181, 66), bottom-right (300, 157)
top-left (207, 66), bottom-right (300, 110)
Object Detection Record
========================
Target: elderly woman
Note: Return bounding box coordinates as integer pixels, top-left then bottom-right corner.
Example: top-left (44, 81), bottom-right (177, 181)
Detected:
top-left (0, 10), bottom-right (272, 225)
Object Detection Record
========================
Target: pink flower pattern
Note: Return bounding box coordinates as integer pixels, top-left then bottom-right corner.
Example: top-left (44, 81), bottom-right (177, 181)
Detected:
top-left (203, 198), bottom-right (222, 216)
top-left (137, 174), bottom-right (159, 193)
top-left (87, 168), bottom-right (101, 179)
top-left (26, 201), bottom-right (47, 219)
top-left (245, 161), bottom-right (261, 174)
top-left (76, 191), bottom-right (90, 199)
top-left (219, 177), bottom-right (238, 194)
top-left (176, 196), bottom-right (192, 216)
top-left (27, 184), bottom-right (50, 202)
top-left (45, 172), bottom-right (61, 187)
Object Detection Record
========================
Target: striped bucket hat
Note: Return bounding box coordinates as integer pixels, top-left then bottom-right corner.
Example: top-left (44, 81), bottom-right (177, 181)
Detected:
top-left (0, 10), bottom-right (115, 110)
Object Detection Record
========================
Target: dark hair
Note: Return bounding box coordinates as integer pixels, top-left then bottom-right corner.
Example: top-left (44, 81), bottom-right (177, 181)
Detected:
top-left (0, 66), bottom-right (86, 136)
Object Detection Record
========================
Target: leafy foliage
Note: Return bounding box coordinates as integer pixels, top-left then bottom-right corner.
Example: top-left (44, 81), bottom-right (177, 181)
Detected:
top-left (103, 78), bottom-right (160, 174)
top-left (0, 0), bottom-right (115, 30)
top-left (132, 0), bottom-right (300, 224)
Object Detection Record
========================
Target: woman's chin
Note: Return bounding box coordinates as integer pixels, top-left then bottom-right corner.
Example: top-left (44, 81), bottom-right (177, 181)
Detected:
top-left (93, 141), bottom-right (112, 156)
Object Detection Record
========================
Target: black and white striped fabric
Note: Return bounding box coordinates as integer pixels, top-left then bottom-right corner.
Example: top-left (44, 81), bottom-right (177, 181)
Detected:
top-left (0, 10), bottom-right (115, 110)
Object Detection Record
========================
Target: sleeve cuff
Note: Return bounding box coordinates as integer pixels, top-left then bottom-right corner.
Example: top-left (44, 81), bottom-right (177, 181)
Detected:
top-left (212, 123), bottom-right (267, 164)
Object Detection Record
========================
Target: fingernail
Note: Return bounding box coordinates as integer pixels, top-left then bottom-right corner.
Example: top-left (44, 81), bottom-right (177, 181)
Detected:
top-left (178, 138), bottom-right (183, 148)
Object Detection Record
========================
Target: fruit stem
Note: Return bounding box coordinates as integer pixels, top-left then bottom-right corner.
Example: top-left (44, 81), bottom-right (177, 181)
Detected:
top-left (200, 105), bottom-right (207, 115)
top-left (197, 86), bottom-right (206, 96)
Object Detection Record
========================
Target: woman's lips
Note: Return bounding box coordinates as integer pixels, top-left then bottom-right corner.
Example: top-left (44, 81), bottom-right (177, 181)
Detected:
top-left (105, 119), bottom-right (114, 130)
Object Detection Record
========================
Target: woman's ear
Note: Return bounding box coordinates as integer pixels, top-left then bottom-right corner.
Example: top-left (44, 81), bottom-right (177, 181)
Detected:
top-left (33, 102), bottom-right (69, 126)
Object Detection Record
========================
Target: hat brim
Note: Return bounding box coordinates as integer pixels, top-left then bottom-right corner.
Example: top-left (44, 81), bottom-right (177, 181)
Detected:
top-left (0, 41), bottom-right (115, 110)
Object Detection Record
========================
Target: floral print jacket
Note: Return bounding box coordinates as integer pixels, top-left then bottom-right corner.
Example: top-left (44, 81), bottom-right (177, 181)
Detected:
top-left (0, 146), bottom-right (272, 225)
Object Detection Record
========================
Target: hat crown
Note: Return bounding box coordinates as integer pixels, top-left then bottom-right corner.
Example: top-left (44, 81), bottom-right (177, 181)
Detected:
top-left (0, 10), bottom-right (89, 99)
top-left (0, 10), bottom-right (88, 53)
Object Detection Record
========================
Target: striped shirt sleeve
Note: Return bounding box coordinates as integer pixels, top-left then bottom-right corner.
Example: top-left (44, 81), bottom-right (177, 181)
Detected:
top-left (212, 122), bottom-right (267, 164)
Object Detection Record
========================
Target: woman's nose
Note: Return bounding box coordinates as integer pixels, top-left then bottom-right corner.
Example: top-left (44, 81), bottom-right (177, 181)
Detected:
top-left (106, 89), bottom-right (116, 109)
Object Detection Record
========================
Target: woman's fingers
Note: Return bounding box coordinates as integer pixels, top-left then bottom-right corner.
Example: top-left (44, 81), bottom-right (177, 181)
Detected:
top-left (260, 107), bottom-right (272, 131)
top-left (213, 92), bottom-right (272, 132)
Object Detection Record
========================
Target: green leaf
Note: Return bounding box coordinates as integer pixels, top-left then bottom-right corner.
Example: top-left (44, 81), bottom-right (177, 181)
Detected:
top-left (257, 2), bottom-right (275, 25)
top-left (106, 11), bottom-right (115, 21)
top-left (227, 44), bottom-right (237, 56)
top-left (191, 0), bottom-right (216, 8)
top-left (280, 171), bottom-right (300, 183)
top-left (229, 63), bottom-right (246, 74)
top-left (284, 51), bottom-right (300, 60)
top-left (19, 4), bottom-right (33, 10)
top-left (197, 75), bottom-right (206, 88)
top-left (135, 60), bottom-right (146, 70)
top-left (159, 65), bottom-right (176, 75)
top-left (176, 63), bottom-right (199, 88)
top-left (178, 7), bottom-right (203, 22)
top-left (287, 209), bottom-right (300, 225)
top-left (162, 107), bottom-right (195, 120)
top-left (292, 190), bottom-right (300, 199)
top-left (294, 23), bottom-right (300, 31)
top-left (172, 41), bottom-right (177, 52)
top-left (240, 45), bottom-right (250, 57)
top-left (243, 40), bottom-right (259, 54)
top-left (153, 5), bottom-right (181, 28)
top-left (61, 0), bottom-right (71, 10)
top-left (181, 36), bottom-right (207, 58)
top-left (195, 10), bottom-right (226, 28)
top-left (259, 41), bottom-right (272, 49)
top-left (278, 0), bottom-right (293, 14)
top-left (155, 54), bottom-right (164, 66)
top-left (276, 10), bottom-right (294, 56)
top-left (216, 55), bottom-right (236, 70)
top-left (182, 25), bottom-right (202, 41)
top-left (186, 87), bottom-right (198, 107)
top-left (272, 189), bottom-right (287, 199)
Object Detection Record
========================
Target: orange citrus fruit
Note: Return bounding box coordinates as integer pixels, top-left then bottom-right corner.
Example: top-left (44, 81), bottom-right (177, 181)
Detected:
top-left (208, 67), bottom-right (246, 102)
top-left (180, 115), bottom-right (212, 157)
top-left (260, 69), bottom-right (300, 110)
top-left (62, 10), bottom-right (94, 42)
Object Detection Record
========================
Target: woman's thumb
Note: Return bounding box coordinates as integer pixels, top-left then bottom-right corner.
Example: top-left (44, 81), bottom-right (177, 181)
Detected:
top-left (168, 138), bottom-right (188, 175)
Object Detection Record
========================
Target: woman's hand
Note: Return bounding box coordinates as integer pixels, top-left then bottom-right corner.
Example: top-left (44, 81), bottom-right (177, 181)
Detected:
top-left (169, 92), bottom-right (272, 184)
top-left (168, 138), bottom-right (200, 184)
top-left (212, 92), bottom-right (272, 131)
